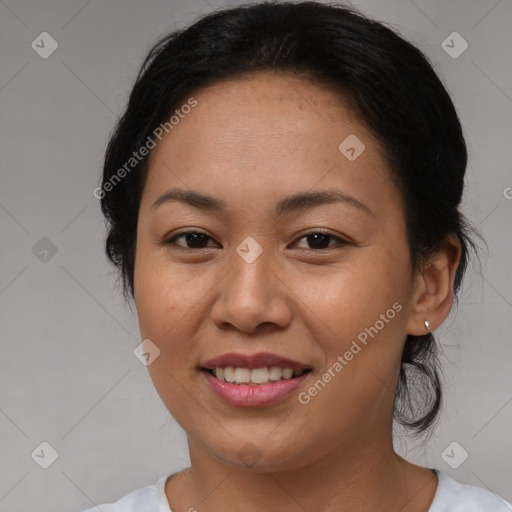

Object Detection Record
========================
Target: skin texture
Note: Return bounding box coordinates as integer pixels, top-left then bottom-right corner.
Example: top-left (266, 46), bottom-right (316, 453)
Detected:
top-left (133, 71), bottom-right (461, 512)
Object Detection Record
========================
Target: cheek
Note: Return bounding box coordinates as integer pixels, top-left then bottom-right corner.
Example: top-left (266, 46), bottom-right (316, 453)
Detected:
top-left (290, 251), bottom-right (407, 333)
top-left (134, 255), bottom-right (199, 423)
top-left (300, 256), bottom-right (408, 408)
top-left (291, 252), bottom-right (409, 408)
top-left (134, 251), bottom-right (208, 387)
top-left (134, 251), bottom-right (201, 338)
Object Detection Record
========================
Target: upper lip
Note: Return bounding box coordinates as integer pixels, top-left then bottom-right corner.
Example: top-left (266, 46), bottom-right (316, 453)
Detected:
top-left (201, 352), bottom-right (310, 373)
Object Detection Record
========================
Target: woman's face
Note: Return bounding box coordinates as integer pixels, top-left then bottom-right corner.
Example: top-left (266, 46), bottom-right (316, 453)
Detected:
top-left (134, 71), bottom-right (421, 471)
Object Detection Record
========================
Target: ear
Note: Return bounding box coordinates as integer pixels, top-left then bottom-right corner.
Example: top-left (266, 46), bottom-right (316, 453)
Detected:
top-left (405, 233), bottom-right (462, 336)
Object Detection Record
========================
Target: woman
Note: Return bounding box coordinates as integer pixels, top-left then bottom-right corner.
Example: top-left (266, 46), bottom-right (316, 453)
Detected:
top-left (84, 2), bottom-right (512, 510)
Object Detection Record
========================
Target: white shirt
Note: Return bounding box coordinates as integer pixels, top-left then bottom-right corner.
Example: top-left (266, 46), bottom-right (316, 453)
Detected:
top-left (81, 469), bottom-right (512, 511)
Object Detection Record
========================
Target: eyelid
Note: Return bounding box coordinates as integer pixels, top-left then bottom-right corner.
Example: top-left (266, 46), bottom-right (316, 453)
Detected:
top-left (294, 228), bottom-right (351, 242)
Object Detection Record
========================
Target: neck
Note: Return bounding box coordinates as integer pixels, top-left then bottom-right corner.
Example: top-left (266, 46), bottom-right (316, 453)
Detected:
top-left (167, 432), bottom-right (438, 512)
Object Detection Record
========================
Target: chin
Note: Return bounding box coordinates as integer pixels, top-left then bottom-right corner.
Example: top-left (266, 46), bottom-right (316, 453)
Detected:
top-left (206, 435), bottom-right (319, 473)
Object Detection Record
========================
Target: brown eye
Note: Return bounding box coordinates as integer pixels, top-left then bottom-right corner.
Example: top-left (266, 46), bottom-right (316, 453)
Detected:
top-left (164, 231), bottom-right (217, 249)
top-left (293, 231), bottom-right (350, 250)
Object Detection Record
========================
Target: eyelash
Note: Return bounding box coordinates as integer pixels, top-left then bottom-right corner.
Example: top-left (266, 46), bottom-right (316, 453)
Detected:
top-left (161, 229), bottom-right (351, 251)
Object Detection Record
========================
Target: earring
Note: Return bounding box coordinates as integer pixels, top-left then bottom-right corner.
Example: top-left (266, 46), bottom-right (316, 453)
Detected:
top-left (424, 320), bottom-right (431, 333)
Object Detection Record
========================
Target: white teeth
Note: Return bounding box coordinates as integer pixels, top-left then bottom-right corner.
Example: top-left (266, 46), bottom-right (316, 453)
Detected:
top-left (282, 368), bottom-right (293, 379)
top-left (211, 366), bottom-right (304, 385)
top-left (223, 367), bottom-right (236, 383)
top-left (234, 368), bottom-right (251, 384)
top-left (250, 367), bottom-right (269, 384)
top-left (269, 366), bottom-right (283, 381)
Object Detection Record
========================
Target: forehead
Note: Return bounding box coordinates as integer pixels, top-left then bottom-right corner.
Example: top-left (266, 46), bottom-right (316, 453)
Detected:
top-left (142, 71), bottom-right (400, 220)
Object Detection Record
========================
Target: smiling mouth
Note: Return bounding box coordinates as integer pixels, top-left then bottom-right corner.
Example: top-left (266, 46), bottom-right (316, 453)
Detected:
top-left (203, 366), bottom-right (311, 385)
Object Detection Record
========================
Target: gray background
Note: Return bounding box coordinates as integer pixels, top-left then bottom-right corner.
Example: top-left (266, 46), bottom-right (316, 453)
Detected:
top-left (0, 0), bottom-right (511, 510)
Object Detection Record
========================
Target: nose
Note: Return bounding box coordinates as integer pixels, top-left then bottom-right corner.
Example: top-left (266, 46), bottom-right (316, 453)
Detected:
top-left (210, 240), bottom-right (293, 334)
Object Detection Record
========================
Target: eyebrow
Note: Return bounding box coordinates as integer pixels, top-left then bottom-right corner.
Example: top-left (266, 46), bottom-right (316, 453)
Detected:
top-left (150, 187), bottom-right (375, 217)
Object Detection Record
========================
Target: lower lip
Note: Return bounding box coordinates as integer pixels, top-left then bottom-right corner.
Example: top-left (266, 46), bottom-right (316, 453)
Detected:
top-left (202, 370), bottom-right (309, 407)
